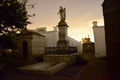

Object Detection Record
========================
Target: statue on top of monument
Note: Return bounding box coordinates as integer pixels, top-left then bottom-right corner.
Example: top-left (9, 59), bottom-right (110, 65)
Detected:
top-left (57, 6), bottom-right (66, 22)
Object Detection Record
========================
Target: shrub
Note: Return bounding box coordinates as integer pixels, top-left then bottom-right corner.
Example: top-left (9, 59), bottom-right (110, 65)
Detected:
top-left (73, 55), bottom-right (88, 66)
top-left (34, 55), bottom-right (44, 62)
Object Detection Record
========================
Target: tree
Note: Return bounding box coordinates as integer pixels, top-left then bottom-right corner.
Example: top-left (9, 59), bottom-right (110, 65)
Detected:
top-left (0, 0), bottom-right (30, 34)
top-left (0, 34), bottom-right (17, 49)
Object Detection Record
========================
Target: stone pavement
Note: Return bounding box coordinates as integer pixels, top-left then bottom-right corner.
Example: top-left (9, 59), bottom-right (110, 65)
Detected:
top-left (76, 53), bottom-right (111, 80)
top-left (0, 53), bottom-right (112, 80)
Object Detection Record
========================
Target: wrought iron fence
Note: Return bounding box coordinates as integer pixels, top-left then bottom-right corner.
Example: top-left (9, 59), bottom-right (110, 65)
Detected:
top-left (45, 46), bottom-right (78, 55)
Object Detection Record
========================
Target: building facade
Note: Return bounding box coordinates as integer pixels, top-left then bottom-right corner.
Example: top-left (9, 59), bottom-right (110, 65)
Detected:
top-left (17, 29), bottom-right (45, 59)
top-left (102, 0), bottom-right (120, 77)
top-left (92, 21), bottom-right (106, 58)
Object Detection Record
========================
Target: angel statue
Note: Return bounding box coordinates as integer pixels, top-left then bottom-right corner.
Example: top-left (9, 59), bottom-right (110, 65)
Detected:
top-left (57, 6), bottom-right (66, 22)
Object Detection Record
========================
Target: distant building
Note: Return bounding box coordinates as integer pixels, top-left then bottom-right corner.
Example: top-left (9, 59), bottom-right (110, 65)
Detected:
top-left (82, 37), bottom-right (91, 43)
top-left (92, 21), bottom-right (106, 58)
top-left (68, 36), bottom-right (82, 53)
top-left (102, 0), bottom-right (120, 77)
top-left (82, 36), bottom-right (95, 53)
top-left (36, 27), bottom-right (82, 53)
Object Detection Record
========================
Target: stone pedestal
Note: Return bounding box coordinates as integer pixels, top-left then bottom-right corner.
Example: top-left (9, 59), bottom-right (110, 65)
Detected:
top-left (57, 40), bottom-right (69, 54)
top-left (57, 21), bottom-right (69, 54)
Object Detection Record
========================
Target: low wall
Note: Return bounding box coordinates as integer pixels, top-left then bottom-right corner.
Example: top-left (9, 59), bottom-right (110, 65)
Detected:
top-left (44, 53), bottom-right (79, 65)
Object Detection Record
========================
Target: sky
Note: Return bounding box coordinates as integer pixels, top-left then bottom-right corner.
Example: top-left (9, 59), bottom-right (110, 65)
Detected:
top-left (26, 0), bottom-right (104, 42)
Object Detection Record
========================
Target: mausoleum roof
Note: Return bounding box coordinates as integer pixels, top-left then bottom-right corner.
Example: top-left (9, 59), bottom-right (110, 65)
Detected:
top-left (19, 29), bottom-right (45, 37)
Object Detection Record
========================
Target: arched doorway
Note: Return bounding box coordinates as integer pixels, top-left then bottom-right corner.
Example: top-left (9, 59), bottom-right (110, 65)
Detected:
top-left (22, 41), bottom-right (28, 59)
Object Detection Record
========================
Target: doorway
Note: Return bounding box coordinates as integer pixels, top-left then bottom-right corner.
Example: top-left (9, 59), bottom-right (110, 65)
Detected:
top-left (22, 41), bottom-right (28, 59)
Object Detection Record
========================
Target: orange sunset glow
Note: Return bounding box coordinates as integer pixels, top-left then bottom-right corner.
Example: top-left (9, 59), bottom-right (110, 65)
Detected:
top-left (27, 0), bottom-right (104, 42)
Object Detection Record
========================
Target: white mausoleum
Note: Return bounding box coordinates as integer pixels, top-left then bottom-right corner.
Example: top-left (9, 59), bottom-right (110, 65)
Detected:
top-left (36, 27), bottom-right (82, 53)
top-left (17, 29), bottom-right (45, 59)
top-left (92, 21), bottom-right (106, 58)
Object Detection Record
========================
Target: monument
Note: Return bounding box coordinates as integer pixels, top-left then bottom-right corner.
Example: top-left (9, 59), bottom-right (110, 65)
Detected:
top-left (57, 6), bottom-right (69, 54)
top-left (19, 7), bottom-right (78, 75)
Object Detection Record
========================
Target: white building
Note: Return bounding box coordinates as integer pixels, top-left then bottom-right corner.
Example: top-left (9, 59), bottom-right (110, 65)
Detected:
top-left (36, 27), bottom-right (82, 53)
top-left (68, 36), bottom-right (82, 53)
top-left (92, 21), bottom-right (106, 58)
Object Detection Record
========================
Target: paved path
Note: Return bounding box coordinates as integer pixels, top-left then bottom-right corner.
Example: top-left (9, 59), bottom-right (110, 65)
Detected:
top-left (77, 53), bottom-right (111, 80)
top-left (0, 53), bottom-right (112, 80)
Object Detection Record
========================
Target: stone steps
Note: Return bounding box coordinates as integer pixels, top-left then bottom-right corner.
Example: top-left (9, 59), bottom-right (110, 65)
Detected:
top-left (18, 62), bottom-right (67, 75)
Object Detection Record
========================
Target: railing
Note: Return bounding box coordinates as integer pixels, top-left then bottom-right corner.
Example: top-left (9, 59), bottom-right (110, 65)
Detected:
top-left (45, 47), bottom-right (57, 55)
top-left (45, 47), bottom-right (78, 55)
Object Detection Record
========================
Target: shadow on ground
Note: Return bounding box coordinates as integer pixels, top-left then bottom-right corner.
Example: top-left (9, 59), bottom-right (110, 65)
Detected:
top-left (0, 53), bottom-right (111, 80)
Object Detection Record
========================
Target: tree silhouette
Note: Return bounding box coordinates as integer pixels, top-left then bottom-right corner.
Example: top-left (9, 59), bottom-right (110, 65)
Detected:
top-left (0, 0), bottom-right (30, 34)
top-left (0, 34), bottom-right (17, 49)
